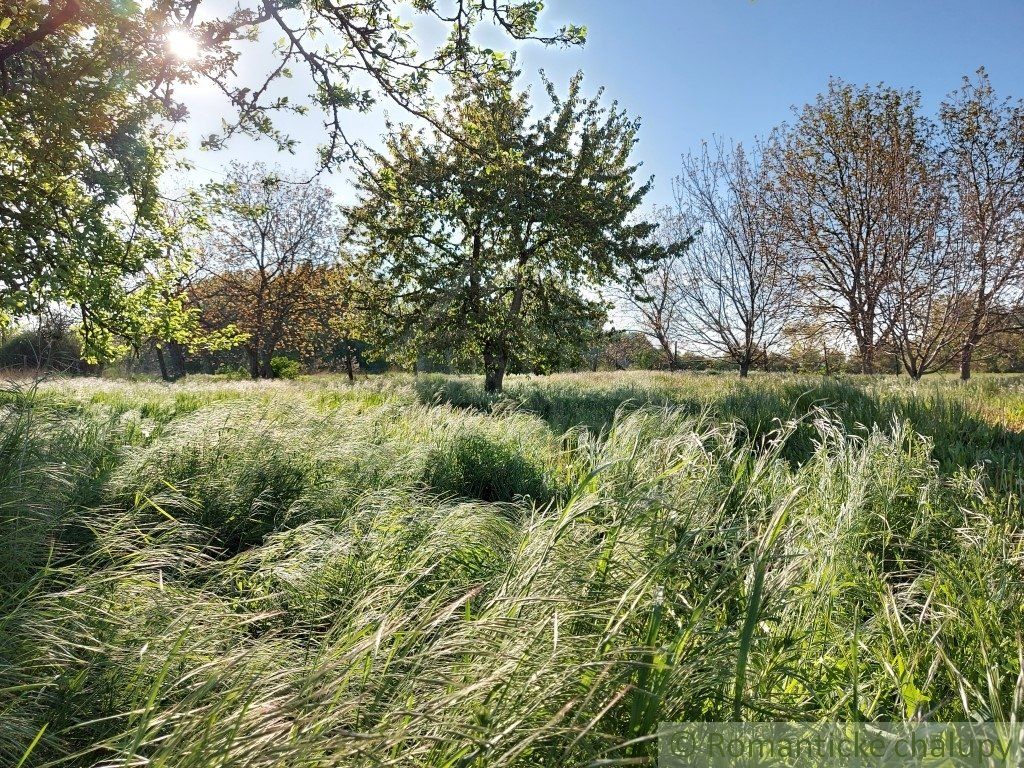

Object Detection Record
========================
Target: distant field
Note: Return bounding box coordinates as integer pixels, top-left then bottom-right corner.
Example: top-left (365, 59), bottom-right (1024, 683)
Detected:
top-left (3, 372), bottom-right (1024, 765)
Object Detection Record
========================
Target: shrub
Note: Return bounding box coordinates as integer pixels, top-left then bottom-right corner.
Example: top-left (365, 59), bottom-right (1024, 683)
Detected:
top-left (0, 327), bottom-right (83, 372)
top-left (214, 363), bottom-right (250, 380)
top-left (270, 356), bottom-right (302, 379)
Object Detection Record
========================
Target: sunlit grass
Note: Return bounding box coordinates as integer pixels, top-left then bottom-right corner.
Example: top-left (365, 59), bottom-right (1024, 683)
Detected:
top-left (2, 372), bottom-right (1023, 765)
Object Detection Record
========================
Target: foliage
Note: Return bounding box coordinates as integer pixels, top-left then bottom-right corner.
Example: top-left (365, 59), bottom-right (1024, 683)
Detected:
top-left (0, 0), bottom-right (580, 366)
top-left (0, 5), bottom-right (246, 365)
top-left (348, 70), bottom-right (664, 392)
top-left (0, 1), bottom-right (583, 169)
top-left (593, 330), bottom-right (664, 371)
top-left (191, 165), bottom-right (351, 379)
top-left (0, 321), bottom-right (82, 373)
top-left (0, 43), bottom-right (188, 362)
top-left (269, 356), bottom-right (301, 380)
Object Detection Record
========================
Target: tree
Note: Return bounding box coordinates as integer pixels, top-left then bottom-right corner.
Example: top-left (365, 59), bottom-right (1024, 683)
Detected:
top-left (886, 228), bottom-right (969, 380)
top-left (347, 71), bottom-right (662, 393)
top-left (673, 140), bottom-right (795, 376)
top-left (767, 80), bottom-right (942, 373)
top-left (281, 262), bottom-right (373, 381)
top-left (193, 164), bottom-right (340, 379)
top-left (780, 320), bottom-right (848, 375)
top-left (940, 68), bottom-right (1024, 380)
top-left (610, 208), bottom-right (690, 370)
top-left (598, 330), bottom-right (662, 371)
top-left (1, 0), bottom-right (580, 362)
top-left (0, 3), bottom-right (184, 361)
top-left (1, 1), bottom-right (583, 170)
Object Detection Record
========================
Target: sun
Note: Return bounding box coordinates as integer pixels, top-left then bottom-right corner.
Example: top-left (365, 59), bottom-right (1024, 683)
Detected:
top-left (165, 28), bottom-right (200, 61)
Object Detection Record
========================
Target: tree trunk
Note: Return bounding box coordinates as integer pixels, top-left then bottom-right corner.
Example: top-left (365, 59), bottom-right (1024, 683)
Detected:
top-left (344, 342), bottom-right (355, 383)
top-left (169, 340), bottom-right (188, 379)
top-left (908, 362), bottom-right (923, 381)
top-left (861, 343), bottom-right (875, 375)
top-left (658, 336), bottom-right (675, 371)
top-left (155, 345), bottom-right (171, 382)
top-left (246, 347), bottom-right (260, 379)
top-left (960, 339), bottom-right (976, 381)
top-left (259, 350), bottom-right (274, 379)
top-left (739, 359), bottom-right (750, 378)
top-left (483, 344), bottom-right (507, 394)
top-left (484, 365), bottom-right (506, 394)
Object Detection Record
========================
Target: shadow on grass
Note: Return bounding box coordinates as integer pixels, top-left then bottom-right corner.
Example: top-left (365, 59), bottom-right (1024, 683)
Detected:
top-left (415, 374), bottom-right (1024, 494)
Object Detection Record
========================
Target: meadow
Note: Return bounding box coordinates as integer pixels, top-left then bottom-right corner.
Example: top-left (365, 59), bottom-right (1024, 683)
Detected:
top-left (2, 371), bottom-right (1024, 766)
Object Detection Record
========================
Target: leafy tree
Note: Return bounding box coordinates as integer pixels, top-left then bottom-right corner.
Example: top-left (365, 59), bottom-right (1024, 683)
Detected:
top-left (517, 280), bottom-right (609, 374)
top-left (0, 22), bottom-right (179, 361)
top-left (347, 71), bottom-right (662, 392)
top-left (1, 1), bottom-right (583, 169)
top-left (282, 262), bottom-right (374, 381)
top-left (1, 0), bottom-right (579, 364)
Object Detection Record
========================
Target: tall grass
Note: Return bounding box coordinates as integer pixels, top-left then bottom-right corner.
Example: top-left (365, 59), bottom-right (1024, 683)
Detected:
top-left (1, 372), bottom-right (1023, 765)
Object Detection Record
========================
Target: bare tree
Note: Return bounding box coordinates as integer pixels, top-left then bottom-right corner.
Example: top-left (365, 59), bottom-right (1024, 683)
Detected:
top-left (940, 68), bottom-right (1024, 380)
top-left (871, 123), bottom-right (971, 381)
top-left (192, 164), bottom-right (339, 378)
top-left (767, 80), bottom-right (941, 373)
top-left (672, 140), bottom-right (794, 377)
top-left (886, 222), bottom-right (971, 379)
top-left (611, 210), bottom-right (690, 369)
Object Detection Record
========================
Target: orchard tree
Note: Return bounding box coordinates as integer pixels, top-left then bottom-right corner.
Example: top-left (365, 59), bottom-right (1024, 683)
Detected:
top-left (768, 80), bottom-right (942, 373)
top-left (886, 230), bottom-right (969, 380)
top-left (193, 164), bottom-right (339, 379)
top-left (1, 1), bottom-right (580, 361)
top-left (0, 34), bottom-right (186, 360)
top-left (940, 69), bottom-right (1024, 380)
top-left (281, 263), bottom-right (374, 381)
top-left (0, 0), bottom-right (226, 362)
top-left (1, 1), bottom-right (583, 170)
top-left (348, 71), bottom-right (663, 392)
top-left (610, 207), bottom-right (691, 370)
top-left (673, 140), bottom-right (794, 377)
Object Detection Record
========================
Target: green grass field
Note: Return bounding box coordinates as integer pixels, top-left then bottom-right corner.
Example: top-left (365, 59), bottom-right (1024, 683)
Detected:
top-left (3, 371), bottom-right (1024, 766)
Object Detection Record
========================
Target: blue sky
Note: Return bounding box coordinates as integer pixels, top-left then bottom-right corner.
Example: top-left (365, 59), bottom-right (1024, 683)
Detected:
top-left (178, 1), bottom-right (1024, 205)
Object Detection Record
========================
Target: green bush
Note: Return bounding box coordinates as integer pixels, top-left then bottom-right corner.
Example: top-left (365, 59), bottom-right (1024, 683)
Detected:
top-left (214, 363), bottom-right (249, 380)
top-left (0, 327), bottom-right (83, 372)
top-left (270, 356), bottom-right (301, 379)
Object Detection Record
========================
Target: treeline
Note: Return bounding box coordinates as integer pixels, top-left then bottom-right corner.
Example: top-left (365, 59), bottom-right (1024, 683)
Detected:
top-left (625, 69), bottom-right (1024, 380)
top-left (82, 71), bottom-right (1024, 384)
top-left (3, 0), bottom-right (1023, 389)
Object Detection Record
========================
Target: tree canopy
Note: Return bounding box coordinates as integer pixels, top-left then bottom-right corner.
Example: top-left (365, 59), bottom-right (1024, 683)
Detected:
top-left (0, 0), bottom-right (581, 362)
top-left (347, 71), bottom-right (664, 391)
top-left (1, 0), bottom-right (584, 168)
